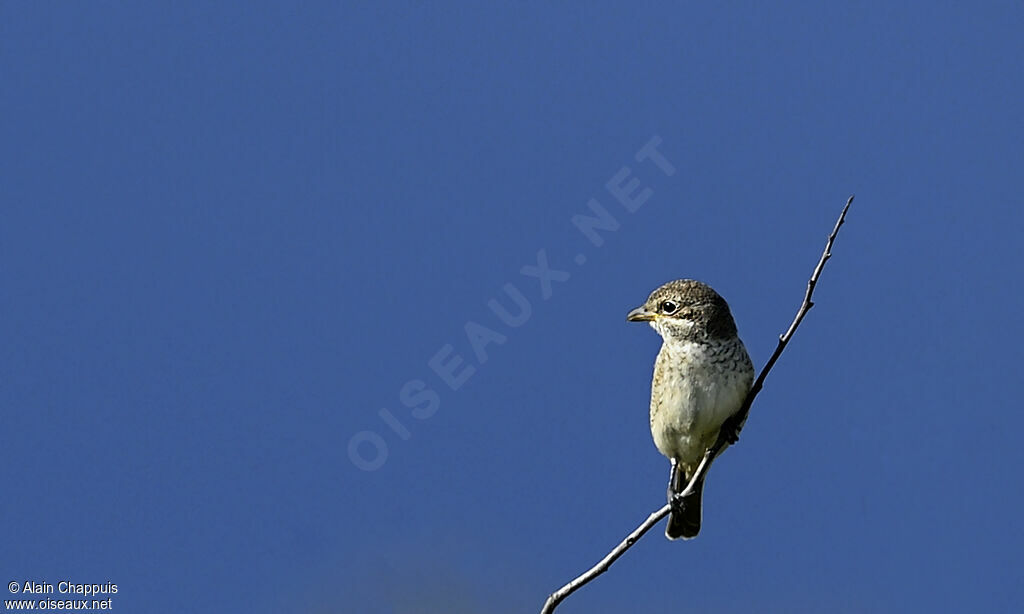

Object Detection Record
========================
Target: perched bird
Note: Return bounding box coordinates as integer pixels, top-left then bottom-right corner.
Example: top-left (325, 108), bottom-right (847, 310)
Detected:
top-left (627, 279), bottom-right (754, 539)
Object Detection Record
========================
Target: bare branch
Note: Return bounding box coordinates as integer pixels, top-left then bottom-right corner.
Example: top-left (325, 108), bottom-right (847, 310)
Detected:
top-left (539, 195), bottom-right (854, 614)
top-left (715, 194), bottom-right (853, 448)
top-left (539, 450), bottom-right (713, 614)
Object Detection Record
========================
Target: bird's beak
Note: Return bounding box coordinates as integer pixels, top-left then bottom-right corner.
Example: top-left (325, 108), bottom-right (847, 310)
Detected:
top-left (626, 306), bottom-right (656, 322)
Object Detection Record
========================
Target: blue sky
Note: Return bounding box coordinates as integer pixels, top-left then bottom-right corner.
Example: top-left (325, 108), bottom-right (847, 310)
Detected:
top-left (3, 3), bottom-right (1022, 613)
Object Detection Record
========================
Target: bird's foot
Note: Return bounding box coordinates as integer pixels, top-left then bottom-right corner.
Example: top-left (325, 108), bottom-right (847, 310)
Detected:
top-left (666, 460), bottom-right (680, 505)
top-left (670, 491), bottom-right (688, 514)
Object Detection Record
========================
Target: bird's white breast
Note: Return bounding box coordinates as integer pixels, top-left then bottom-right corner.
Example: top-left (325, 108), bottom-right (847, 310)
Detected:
top-left (649, 337), bottom-right (752, 469)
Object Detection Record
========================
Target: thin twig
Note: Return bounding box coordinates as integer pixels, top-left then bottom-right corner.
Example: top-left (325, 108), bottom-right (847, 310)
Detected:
top-left (539, 195), bottom-right (854, 614)
top-left (539, 450), bottom-right (713, 614)
top-left (715, 194), bottom-right (853, 448)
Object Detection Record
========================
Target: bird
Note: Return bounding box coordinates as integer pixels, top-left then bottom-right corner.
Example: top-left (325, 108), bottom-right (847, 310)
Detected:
top-left (627, 279), bottom-right (754, 540)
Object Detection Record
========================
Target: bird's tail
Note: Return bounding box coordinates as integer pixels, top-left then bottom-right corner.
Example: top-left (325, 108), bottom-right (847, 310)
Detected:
top-left (666, 476), bottom-right (703, 540)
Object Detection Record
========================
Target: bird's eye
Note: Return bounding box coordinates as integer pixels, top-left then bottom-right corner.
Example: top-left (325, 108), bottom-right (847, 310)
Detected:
top-left (660, 300), bottom-right (678, 315)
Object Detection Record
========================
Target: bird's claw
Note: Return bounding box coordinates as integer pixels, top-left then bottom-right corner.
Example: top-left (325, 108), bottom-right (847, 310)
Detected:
top-left (669, 491), bottom-right (688, 513)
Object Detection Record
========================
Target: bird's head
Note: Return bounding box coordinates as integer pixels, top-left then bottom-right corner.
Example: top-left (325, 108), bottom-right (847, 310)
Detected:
top-left (626, 279), bottom-right (739, 342)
